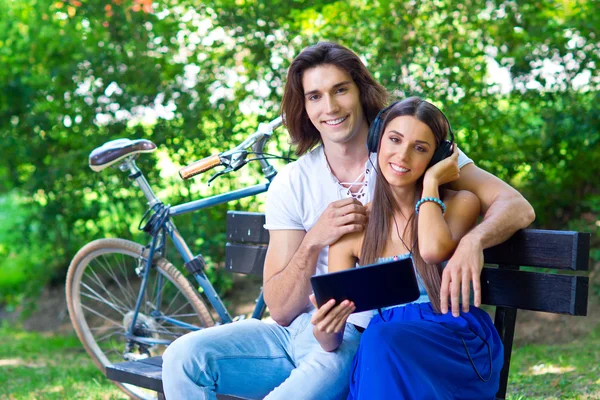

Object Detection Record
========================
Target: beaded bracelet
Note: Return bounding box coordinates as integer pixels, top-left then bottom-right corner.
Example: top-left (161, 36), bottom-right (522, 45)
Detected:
top-left (415, 197), bottom-right (446, 215)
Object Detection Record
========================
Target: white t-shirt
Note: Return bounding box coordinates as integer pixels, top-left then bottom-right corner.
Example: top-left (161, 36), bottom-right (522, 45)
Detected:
top-left (264, 145), bottom-right (473, 327)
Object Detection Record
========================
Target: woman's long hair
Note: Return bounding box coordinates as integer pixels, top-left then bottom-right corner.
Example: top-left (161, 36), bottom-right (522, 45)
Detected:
top-left (359, 97), bottom-right (451, 313)
top-left (281, 42), bottom-right (388, 156)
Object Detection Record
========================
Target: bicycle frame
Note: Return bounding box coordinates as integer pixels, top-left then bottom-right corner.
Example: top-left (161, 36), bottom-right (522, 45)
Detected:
top-left (119, 157), bottom-right (275, 344)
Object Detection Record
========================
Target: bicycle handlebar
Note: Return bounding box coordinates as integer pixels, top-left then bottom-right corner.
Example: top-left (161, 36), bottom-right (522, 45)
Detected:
top-left (179, 154), bottom-right (222, 180)
top-left (178, 116), bottom-right (283, 181)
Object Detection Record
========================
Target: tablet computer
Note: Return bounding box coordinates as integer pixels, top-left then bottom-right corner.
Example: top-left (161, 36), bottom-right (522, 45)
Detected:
top-left (310, 258), bottom-right (420, 313)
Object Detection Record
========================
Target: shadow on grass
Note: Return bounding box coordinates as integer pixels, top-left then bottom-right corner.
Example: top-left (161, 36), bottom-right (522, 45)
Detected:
top-left (507, 324), bottom-right (600, 400)
top-left (0, 323), bottom-right (127, 399)
top-left (1, 321), bottom-right (599, 399)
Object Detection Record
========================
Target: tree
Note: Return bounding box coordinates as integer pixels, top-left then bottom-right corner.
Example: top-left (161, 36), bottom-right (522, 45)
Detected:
top-left (1, 0), bottom-right (598, 305)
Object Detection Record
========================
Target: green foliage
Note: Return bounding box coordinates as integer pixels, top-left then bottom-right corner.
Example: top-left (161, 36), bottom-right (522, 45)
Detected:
top-left (0, 194), bottom-right (49, 308)
top-left (0, 0), bottom-right (599, 308)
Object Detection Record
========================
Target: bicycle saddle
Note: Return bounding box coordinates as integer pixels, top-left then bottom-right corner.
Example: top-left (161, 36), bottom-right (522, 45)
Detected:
top-left (89, 138), bottom-right (157, 172)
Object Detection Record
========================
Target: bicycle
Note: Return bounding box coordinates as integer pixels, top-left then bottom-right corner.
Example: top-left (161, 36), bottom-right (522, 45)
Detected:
top-left (65, 117), bottom-right (286, 399)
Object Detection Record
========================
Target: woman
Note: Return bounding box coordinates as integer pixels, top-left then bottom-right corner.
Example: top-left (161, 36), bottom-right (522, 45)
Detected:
top-left (310, 97), bottom-right (504, 399)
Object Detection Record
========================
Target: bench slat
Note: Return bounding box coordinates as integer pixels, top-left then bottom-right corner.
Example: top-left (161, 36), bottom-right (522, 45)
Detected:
top-left (483, 230), bottom-right (590, 270)
top-left (106, 357), bottom-right (247, 399)
top-left (225, 212), bottom-right (591, 272)
top-left (226, 211), bottom-right (269, 244)
top-left (225, 243), bottom-right (266, 275)
top-left (106, 357), bottom-right (164, 393)
top-left (481, 268), bottom-right (589, 315)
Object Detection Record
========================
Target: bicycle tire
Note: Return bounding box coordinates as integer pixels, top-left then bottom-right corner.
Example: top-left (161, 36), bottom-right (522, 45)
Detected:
top-left (66, 238), bottom-right (214, 400)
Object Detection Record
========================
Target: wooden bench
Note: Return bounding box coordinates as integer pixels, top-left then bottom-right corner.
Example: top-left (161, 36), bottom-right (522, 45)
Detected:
top-left (107, 211), bottom-right (591, 399)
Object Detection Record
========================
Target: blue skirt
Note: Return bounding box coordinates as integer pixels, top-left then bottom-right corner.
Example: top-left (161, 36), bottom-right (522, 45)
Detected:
top-left (347, 303), bottom-right (504, 400)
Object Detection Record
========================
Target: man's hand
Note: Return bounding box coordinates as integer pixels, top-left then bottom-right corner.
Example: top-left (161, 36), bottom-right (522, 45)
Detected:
top-left (424, 144), bottom-right (460, 187)
top-left (305, 198), bottom-right (367, 249)
top-left (440, 235), bottom-right (484, 316)
top-left (309, 294), bottom-right (355, 334)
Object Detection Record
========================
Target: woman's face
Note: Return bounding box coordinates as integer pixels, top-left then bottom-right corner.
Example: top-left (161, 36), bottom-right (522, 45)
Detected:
top-left (377, 115), bottom-right (437, 187)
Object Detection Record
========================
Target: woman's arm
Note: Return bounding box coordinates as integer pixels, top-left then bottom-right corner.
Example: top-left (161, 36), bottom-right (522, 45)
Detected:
top-left (417, 146), bottom-right (480, 264)
top-left (418, 187), bottom-right (480, 264)
top-left (328, 231), bottom-right (363, 272)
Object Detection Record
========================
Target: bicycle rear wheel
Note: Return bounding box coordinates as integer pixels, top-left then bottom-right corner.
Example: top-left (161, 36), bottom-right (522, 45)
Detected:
top-left (66, 238), bottom-right (214, 400)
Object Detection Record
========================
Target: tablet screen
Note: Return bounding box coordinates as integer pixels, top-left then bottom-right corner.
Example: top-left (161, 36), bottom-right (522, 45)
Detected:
top-left (310, 258), bottom-right (421, 313)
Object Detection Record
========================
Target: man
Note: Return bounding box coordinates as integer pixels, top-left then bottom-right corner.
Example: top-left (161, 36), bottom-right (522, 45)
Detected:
top-left (162, 42), bottom-right (535, 400)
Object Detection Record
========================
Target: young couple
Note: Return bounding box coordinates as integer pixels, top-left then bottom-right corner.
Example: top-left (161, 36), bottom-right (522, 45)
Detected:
top-left (163, 42), bottom-right (535, 400)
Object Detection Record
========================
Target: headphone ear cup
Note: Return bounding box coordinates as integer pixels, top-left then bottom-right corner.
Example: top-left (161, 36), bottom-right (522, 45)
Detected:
top-left (427, 140), bottom-right (454, 168)
top-left (441, 140), bottom-right (454, 159)
top-left (367, 101), bottom-right (400, 153)
top-left (367, 118), bottom-right (382, 153)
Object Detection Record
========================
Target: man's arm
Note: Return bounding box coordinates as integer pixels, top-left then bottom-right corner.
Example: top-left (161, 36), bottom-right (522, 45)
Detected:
top-left (441, 163), bottom-right (536, 316)
top-left (263, 230), bottom-right (318, 326)
top-left (263, 198), bottom-right (367, 326)
top-left (449, 163), bottom-right (535, 248)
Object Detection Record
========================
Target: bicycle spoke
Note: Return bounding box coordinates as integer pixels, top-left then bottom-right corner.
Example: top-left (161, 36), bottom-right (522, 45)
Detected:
top-left (82, 269), bottom-right (131, 313)
top-left (96, 254), bottom-right (138, 307)
top-left (80, 283), bottom-right (128, 316)
top-left (90, 325), bottom-right (123, 333)
top-left (96, 329), bottom-right (124, 344)
top-left (117, 252), bottom-right (139, 307)
top-left (147, 322), bottom-right (187, 337)
top-left (89, 260), bottom-right (134, 311)
top-left (140, 327), bottom-right (182, 337)
top-left (160, 300), bottom-right (194, 324)
top-left (92, 254), bottom-right (136, 308)
top-left (163, 286), bottom-right (185, 315)
top-left (81, 303), bottom-right (124, 329)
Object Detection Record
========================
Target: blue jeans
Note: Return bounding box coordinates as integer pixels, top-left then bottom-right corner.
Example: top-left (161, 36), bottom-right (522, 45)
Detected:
top-left (162, 312), bottom-right (362, 400)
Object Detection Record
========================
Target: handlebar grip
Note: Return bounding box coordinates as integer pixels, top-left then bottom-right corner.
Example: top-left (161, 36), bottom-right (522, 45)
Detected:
top-left (179, 154), bottom-right (222, 180)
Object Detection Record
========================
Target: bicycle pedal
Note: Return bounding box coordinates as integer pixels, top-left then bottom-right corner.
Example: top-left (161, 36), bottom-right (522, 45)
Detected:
top-left (232, 315), bottom-right (247, 322)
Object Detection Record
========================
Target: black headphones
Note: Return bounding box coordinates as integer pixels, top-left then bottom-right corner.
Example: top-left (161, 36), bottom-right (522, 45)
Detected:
top-left (366, 100), bottom-right (455, 168)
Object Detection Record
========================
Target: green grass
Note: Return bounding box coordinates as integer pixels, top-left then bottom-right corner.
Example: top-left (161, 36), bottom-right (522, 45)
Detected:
top-left (1, 323), bottom-right (599, 399)
top-left (0, 323), bottom-right (127, 399)
top-left (506, 325), bottom-right (600, 400)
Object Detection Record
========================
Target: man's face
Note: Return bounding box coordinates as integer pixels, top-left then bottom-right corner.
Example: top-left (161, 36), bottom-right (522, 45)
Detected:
top-left (302, 64), bottom-right (367, 147)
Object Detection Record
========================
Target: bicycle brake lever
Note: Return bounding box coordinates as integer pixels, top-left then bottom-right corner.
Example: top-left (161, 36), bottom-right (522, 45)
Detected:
top-left (207, 150), bottom-right (248, 185)
top-left (207, 168), bottom-right (231, 186)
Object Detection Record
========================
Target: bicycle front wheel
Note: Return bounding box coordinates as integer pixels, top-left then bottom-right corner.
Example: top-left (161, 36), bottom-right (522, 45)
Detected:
top-left (66, 238), bottom-right (214, 399)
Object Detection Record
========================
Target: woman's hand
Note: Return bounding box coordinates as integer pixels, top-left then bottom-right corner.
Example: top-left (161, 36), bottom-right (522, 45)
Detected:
top-left (309, 294), bottom-right (355, 334)
top-left (424, 144), bottom-right (460, 187)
